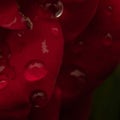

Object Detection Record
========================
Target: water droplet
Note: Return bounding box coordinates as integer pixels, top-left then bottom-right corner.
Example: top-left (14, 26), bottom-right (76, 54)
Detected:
top-left (104, 33), bottom-right (113, 46)
top-left (51, 27), bottom-right (59, 36)
top-left (0, 80), bottom-right (8, 90)
top-left (32, 92), bottom-right (45, 99)
top-left (70, 69), bottom-right (86, 78)
top-left (23, 16), bottom-right (33, 30)
top-left (31, 91), bottom-right (47, 108)
top-left (17, 33), bottom-right (22, 37)
top-left (24, 61), bottom-right (48, 82)
top-left (107, 5), bottom-right (113, 11)
top-left (0, 66), bottom-right (5, 72)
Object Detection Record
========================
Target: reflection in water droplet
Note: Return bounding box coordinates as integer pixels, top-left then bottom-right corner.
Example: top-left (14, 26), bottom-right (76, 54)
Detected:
top-left (0, 66), bottom-right (5, 72)
top-left (70, 69), bottom-right (86, 78)
top-left (104, 33), bottom-right (113, 46)
top-left (51, 27), bottom-right (59, 36)
top-left (17, 33), bottom-right (22, 37)
top-left (31, 91), bottom-right (47, 108)
top-left (107, 5), bottom-right (113, 11)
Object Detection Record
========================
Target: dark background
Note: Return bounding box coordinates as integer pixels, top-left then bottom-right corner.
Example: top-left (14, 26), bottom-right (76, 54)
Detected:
top-left (90, 65), bottom-right (120, 120)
